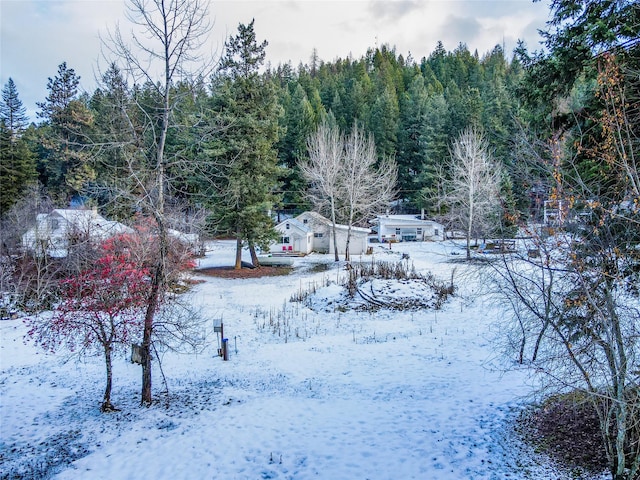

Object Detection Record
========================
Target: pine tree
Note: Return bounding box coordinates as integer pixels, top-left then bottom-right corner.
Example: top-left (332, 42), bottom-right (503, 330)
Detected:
top-left (369, 85), bottom-right (399, 162)
top-left (1, 78), bottom-right (29, 136)
top-left (396, 75), bottom-right (428, 203)
top-left (209, 20), bottom-right (282, 269)
top-left (36, 62), bottom-right (95, 202)
top-left (277, 82), bottom-right (315, 210)
top-left (0, 121), bottom-right (37, 215)
top-left (0, 78), bottom-right (36, 215)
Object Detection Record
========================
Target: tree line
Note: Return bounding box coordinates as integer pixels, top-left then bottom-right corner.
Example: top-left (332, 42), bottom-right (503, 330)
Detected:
top-left (1, 31), bottom-right (526, 226)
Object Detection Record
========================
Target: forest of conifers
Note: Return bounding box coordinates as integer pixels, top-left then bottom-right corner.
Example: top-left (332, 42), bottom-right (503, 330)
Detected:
top-left (0, 0), bottom-right (638, 241)
top-left (1, 41), bottom-right (523, 219)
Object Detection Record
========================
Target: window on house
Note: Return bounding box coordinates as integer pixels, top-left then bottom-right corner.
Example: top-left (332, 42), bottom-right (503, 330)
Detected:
top-left (416, 228), bottom-right (422, 236)
top-left (285, 223), bottom-right (290, 230)
top-left (49, 219), bottom-right (60, 230)
top-left (314, 233), bottom-right (323, 238)
top-left (303, 219), bottom-right (308, 224)
top-left (434, 229), bottom-right (439, 236)
top-left (395, 228), bottom-right (401, 235)
top-left (280, 236), bottom-right (290, 244)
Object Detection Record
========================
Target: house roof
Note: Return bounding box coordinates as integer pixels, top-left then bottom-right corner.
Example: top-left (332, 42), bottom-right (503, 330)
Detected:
top-left (26, 209), bottom-right (132, 240)
top-left (375, 215), bottom-right (443, 227)
top-left (295, 211), bottom-right (331, 226)
top-left (295, 211), bottom-right (371, 234)
top-left (275, 218), bottom-right (311, 234)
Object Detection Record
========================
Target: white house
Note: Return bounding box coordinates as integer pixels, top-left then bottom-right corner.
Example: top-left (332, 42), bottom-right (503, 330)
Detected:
top-left (374, 214), bottom-right (445, 243)
top-left (22, 208), bottom-right (132, 257)
top-left (271, 218), bottom-right (314, 255)
top-left (296, 211), bottom-right (371, 256)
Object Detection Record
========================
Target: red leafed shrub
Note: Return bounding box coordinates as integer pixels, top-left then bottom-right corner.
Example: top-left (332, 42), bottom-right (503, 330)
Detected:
top-left (101, 218), bottom-right (197, 286)
top-left (26, 238), bottom-right (151, 411)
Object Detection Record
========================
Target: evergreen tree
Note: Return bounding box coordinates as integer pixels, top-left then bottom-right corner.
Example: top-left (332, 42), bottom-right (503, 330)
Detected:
top-left (36, 62), bottom-right (95, 202)
top-left (1, 78), bottom-right (29, 136)
top-left (369, 85), bottom-right (399, 162)
top-left (0, 121), bottom-right (37, 215)
top-left (277, 82), bottom-right (315, 210)
top-left (209, 20), bottom-right (282, 269)
top-left (89, 63), bottom-right (140, 219)
top-left (396, 75), bottom-right (429, 201)
top-left (37, 62), bottom-right (80, 120)
top-left (418, 93), bottom-right (449, 212)
top-left (0, 78), bottom-right (36, 215)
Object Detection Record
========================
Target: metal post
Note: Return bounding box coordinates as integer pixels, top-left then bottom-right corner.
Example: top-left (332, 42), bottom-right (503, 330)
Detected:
top-left (214, 320), bottom-right (223, 357)
top-left (222, 338), bottom-right (229, 361)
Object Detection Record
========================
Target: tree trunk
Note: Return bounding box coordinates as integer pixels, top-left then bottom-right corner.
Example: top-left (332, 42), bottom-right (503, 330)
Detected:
top-left (234, 233), bottom-right (243, 270)
top-left (332, 222), bottom-right (339, 262)
top-left (141, 219), bottom-right (167, 406)
top-left (101, 345), bottom-right (115, 412)
top-left (344, 223), bottom-right (351, 262)
top-left (141, 269), bottom-right (160, 406)
top-left (329, 200), bottom-right (340, 262)
top-left (248, 241), bottom-right (260, 267)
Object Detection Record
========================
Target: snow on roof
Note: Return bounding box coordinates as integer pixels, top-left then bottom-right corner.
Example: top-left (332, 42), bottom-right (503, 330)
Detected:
top-left (50, 208), bottom-right (99, 222)
top-left (49, 209), bottom-right (132, 235)
top-left (375, 214), bottom-right (443, 225)
top-left (296, 211), bottom-right (371, 234)
top-left (168, 228), bottom-right (199, 244)
top-left (296, 211), bottom-right (331, 225)
top-left (276, 218), bottom-right (311, 233)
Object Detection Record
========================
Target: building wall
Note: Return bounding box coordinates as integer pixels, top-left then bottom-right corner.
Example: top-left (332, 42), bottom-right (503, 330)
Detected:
top-left (311, 226), bottom-right (331, 253)
top-left (338, 230), bottom-right (369, 256)
top-left (271, 222), bottom-right (312, 254)
top-left (378, 218), bottom-right (444, 242)
top-left (294, 212), bottom-right (370, 255)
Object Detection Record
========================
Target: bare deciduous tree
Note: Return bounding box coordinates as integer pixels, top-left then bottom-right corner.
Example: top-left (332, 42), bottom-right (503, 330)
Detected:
top-left (300, 120), bottom-right (344, 261)
top-left (301, 120), bottom-right (397, 261)
top-left (438, 127), bottom-right (502, 259)
top-left (342, 122), bottom-right (397, 261)
top-left (0, 185), bottom-right (59, 313)
top-left (102, 0), bottom-right (212, 405)
top-left (488, 54), bottom-right (639, 479)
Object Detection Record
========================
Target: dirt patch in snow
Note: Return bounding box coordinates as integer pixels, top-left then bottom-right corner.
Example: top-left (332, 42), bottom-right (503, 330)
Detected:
top-left (517, 393), bottom-right (608, 475)
top-left (195, 266), bottom-right (292, 279)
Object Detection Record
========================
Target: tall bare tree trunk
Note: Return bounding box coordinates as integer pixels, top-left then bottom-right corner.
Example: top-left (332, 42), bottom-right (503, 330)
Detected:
top-left (141, 257), bottom-right (163, 405)
top-left (330, 201), bottom-right (340, 262)
top-left (344, 224), bottom-right (351, 262)
top-left (104, 0), bottom-right (211, 406)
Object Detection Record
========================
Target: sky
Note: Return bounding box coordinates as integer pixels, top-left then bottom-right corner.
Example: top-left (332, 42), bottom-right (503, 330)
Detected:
top-left (0, 0), bottom-right (552, 122)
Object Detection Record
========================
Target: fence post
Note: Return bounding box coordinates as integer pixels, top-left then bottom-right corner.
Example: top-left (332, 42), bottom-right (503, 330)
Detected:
top-left (222, 338), bottom-right (229, 361)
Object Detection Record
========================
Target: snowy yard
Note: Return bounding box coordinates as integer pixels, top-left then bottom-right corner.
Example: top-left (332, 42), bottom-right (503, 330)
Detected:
top-left (0, 240), bottom-right (601, 479)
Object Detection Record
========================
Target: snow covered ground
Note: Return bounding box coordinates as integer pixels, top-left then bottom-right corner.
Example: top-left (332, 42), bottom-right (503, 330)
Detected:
top-left (1, 240), bottom-right (602, 479)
